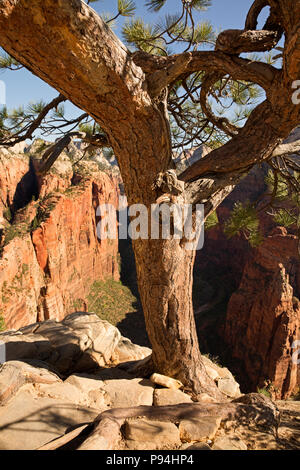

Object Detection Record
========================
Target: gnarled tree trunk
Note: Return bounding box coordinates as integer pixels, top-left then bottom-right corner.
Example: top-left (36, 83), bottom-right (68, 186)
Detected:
top-left (134, 237), bottom-right (218, 397)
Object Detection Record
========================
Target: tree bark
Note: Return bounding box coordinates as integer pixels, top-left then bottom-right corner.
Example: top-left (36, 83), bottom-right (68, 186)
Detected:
top-left (133, 237), bottom-right (221, 398)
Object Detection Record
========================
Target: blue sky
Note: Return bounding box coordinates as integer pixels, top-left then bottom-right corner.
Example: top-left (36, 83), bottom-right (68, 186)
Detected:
top-left (0, 0), bottom-right (269, 125)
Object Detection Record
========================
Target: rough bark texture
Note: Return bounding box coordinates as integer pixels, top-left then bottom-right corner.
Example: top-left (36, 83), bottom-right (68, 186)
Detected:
top-left (0, 0), bottom-right (299, 395)
top-left (133, 237), bottom-right (221, 398)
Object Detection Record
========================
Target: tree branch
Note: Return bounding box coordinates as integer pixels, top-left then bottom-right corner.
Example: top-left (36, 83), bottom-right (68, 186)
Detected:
top-left (0, 94), bottom-right (66, 146)
top-left (184, 170), bottom-right (245, 216)
top-left (272, 140), bottom-right (300, 157)
top-left (36, 131), bottom-right (109, 175)
top-left (215, 29), bottom-right (281, 54)
top-left (199, 73), bottom-right (240, 137)
top-left (145, 51), bottom-right (278, 98)
top-left (179, 100), bottom-right (283, 182)
top-left (0, 0), bottom-right (149, 133)
top-left (245, 0), bottom-right (269, 30)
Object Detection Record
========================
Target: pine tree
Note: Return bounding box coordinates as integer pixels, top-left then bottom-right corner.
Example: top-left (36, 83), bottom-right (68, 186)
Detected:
top-left (0, 0), bottom-right (299, 397)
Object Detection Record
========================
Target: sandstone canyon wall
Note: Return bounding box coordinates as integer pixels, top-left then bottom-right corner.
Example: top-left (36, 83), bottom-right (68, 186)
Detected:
top-left (195, 165), bottom-right (300, 399)
top-left (225, 227), bottom-right (300, 399)
top-left (0, 145), bottom-right (119, 330)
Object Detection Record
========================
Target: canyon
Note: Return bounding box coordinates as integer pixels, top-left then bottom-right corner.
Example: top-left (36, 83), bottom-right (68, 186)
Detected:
top-left (0, 141), bottom-right (299, 400)
top-left (195, 164), bottom-right (300, 400)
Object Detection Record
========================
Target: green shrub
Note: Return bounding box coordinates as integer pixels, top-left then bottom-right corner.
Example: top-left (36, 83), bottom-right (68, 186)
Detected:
top-left (86, 279), bottom-right (139, 326)
top-left (257, 387), bottom-right (271, 398)
top-left (0, 315), bottom-right (5, 332)
top-left (3, 207), bottom-right (12, 222)
top-left (205, 211), bottom-right (219, 231)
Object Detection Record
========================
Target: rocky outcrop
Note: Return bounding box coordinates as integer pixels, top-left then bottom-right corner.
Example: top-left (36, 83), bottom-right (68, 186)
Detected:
top-left (225, 227), bottom-right (300, 399)
top-left (0, 312), bottom-right (240, 396)
top-left (0, 313), bottom-right (124, 376)
top-left (0, 146), bottom-right (120, 329)
top-left (1, 313), bottom-right (297, 451)
top-left (0, 147), bottom-right (37, 222)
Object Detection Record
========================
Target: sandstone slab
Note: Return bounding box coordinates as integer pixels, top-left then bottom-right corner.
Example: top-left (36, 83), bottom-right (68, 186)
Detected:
top-left (179, 416), bottom-right (222, 443)
top-left (205, 366), bottom-right (220, 382)
top-left (103, 378), bottom-right (154, 408)
top-left (212, 436), bottom-right (247, 450)
top-left (111, 336), bottom-right (151, 364)
top-left (0, 387), bottom-right (98, 450)
top-left (0, 360), bottom-right (61, 405)
top-left (153, 389), bottom-right (192, 406)
top-left (124, 418), bottom-right (181, 449)
top-left (65, 373), bottom-right (109, 410)
top-left (65, 373), bottom-right (104, 393)
top-left (217, 377), bottom-right (241, 398)
top-left (202, 356), bottom-right (234, 380)
top-left (197, 393), bottom-right (218, 403)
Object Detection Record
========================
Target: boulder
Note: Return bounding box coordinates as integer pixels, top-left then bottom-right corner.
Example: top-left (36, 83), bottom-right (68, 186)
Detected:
top-left (202, 355), bottom-right (236, 381)
top-left (124, 418), bottom-right (181, 450)
top-left (62, 312), bottom-right (121, 367)
top-left (153, 389), bottom-right (192, 406)
top-left (150, 373), bottom-right (183, 390)
top-left (205, 366), bottom-right (220, 382)
top-left (111, 336), bottom-right (151, 364)
top-left (201, 355), bottom-right (241, 397)
top-left (0, 313), bottom-right (122, 375)
top-left (217, 377), bottom-right (241, 398)
top-left (102, 378), bottom-right (154, 408)
top-left (179, 416), bottom-right (222, 443)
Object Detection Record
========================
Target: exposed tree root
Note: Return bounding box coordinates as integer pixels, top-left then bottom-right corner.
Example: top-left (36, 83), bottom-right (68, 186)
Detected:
top-left (38, 394), bottom-right (280, 450)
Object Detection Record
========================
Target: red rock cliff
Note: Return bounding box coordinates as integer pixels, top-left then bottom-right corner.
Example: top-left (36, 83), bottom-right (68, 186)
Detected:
top-left (0, 147), bottom-right (120, 330)
top-left (225, 227), bottom-right (300, 399)
top-left (194, 164), bottom-right (299, 399)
